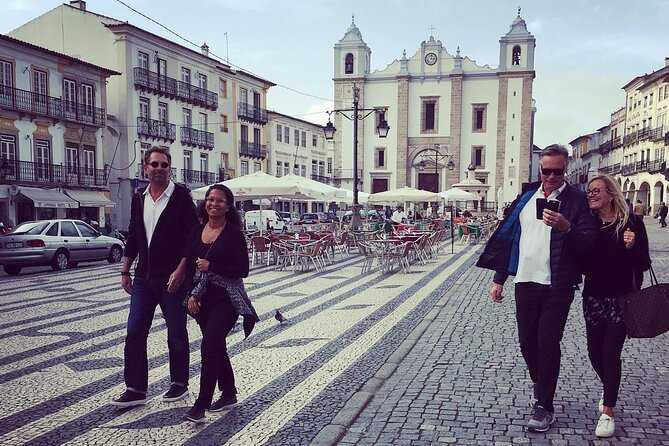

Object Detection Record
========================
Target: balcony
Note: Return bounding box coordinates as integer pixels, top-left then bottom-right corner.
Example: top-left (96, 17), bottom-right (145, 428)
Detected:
top-left (237, 102), bottom-right (268, 125)
top-left (623, 132), bottom-right (638, 146)
top-left (650, 126), bottom-right (665, 141)
top-left (137, 117), bottom-right (176, 142)
top-left (311, 174), bottom-right (330, 184)
top-left (133, 67), bottom-right (218, 110)
top-left (620, 159), bottom-right (665, 176)
top-left (0, 85), bottom-right (105, 127)
top-left (0, 159), bottom-right (106, 187)
top-left (181, 127), bottom-right (215, 150)
top-left (181, 169), bottom-right (216, 185)
top-left (238, 140), bottom-right (267, 159)
top-left (648, 159), bottom-right (666, 173)
top-left (599, 140), bottom-right (612, 154)
top-left (611, 136), bottom-right (622, 150)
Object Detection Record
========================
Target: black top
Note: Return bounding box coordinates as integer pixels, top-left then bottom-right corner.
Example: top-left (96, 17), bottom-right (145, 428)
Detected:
top-left (124, 184), bottom-right (198, 278)
top-left (582, 215), bottom-right (651, 298)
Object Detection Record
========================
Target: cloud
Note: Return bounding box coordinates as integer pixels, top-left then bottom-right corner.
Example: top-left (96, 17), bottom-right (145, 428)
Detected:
top-left (300, 101), bottom-right (334, 126)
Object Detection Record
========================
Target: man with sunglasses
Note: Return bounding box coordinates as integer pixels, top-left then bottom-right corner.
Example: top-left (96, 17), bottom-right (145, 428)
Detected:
top-left (477, 144), bottom-right (597, 432)
top-left (112, 147), bottom-right (198, 408)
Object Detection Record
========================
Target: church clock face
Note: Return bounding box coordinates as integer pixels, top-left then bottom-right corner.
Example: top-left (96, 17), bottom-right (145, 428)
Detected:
top-left (425, 52), bottom-right (437, 65)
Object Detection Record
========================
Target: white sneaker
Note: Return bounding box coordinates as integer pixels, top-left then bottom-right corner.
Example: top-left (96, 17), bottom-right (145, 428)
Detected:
top-left (595, 413), bottom-right (615, 438)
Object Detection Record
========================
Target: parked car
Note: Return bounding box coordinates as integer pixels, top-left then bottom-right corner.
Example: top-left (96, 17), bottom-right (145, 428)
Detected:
top-left (0, 219), bottom-right (125, 275)
top-left (317, 212), bottom-right (333, 223)
top-left (244, 210), bottom-right (285, 232)
top-left (365, 209), bottom-right (383, 221)
top-left (298, 213), bottom-right (320, 224)
top-left (278, 211), bottom-right (299, 225)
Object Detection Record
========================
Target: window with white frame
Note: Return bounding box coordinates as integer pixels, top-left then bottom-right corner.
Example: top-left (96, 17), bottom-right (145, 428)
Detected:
top-left (284, 126), bottom-right (290, 144)
top-left (200, 153), bottom-right (208, 174)
top-left (254, 162), bottom-right (261, 172)
top-left (284, 162), bottom-right (290, 176)
top-left (276, 161), bottom-right (282, 176)
top-left (183, 150), bottom-right (192, 171)
top-left (318, 160), bottom-right (325, 176)
top-left (197, 73), bottom-right (207, 90)
top-left (301, 131), bottom-right (306, 147)
top-left (276, 124), bottom-right (282, 142)
top-left (327, 157), bottom-right (332, 174)
top-left (182, 108), bottom-right (191, 127)
top-left (158, 102), bottom-right (168, 122)
top-left (81, 83), bottom-right (94, 115)
top-left (82, 146), bottom-right (95, 175)
top-left (312, 133), bottom-right (318, 147)
top-left (241, 160), bottom-right (249, 176)
top-left (199, 112), bottom-right (208, 130)
top-left (472, 146), bottom-right (485, 168)
top-left (65, 144), bottom-right (78, 174)
top-left (139, 97), bottom-right (150, 119)
top-left (300, 165), bottom-right (306, 177)
top-left (220, 114), bottom-right (228, 132)
top-left (1, 134), bottom-right (17, 160)
top-left (181, 67), bottom-right (191, 84)
top-left (63, 79), bottom-right (77, 114)
top-left (311, 160), bottom-right (317, 177)
top-left (472, 104), bottom-right (487, 132)
top-left (35, 139), bottom-right (51, 180)
top-left (239, 87), bottom-right (248, 104)
top-left (375, 148), bottom-right (385, 168)
top-left (294, 129), bottom-right (299, 146)
top-left (138, 51), bottom-right (149, 69)
top-left (421, 97), bottom-right (438, 133)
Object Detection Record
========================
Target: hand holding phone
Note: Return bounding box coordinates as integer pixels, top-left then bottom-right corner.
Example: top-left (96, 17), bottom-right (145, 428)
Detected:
top-left (536, 198), bottom-right (561, 219)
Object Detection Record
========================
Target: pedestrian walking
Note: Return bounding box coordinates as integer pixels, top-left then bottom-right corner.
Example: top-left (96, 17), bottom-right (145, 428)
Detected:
top-left (183, 184), bottom-right (259, 423)
top-left (582, 175), bottom-right (651, 438)
top-left (658, 202), bottom-right (668, 228)
top-left (111, 146), bottom-right (198, 408)
top-left (477, 144), bottom-right (598, 432)
top-left (633, 199), bottom-right (647, 219)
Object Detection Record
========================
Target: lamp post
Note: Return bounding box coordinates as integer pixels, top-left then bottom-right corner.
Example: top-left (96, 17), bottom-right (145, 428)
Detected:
top-left (323, 84), bottom-right (389, 230)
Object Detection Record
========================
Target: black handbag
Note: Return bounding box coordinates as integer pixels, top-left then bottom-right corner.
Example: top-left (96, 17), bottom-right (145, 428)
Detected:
top-left (617, 266), bottom-right (669, 338)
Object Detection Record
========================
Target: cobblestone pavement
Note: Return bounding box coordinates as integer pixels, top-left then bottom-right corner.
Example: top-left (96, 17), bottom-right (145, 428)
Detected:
top-left (0, 236), bottom-right (481, 445)
top-left (330, 223), bottom-right (669, 446)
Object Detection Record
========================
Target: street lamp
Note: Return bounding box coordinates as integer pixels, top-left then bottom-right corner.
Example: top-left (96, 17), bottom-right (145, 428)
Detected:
top-left (323, 83), bottom-right (390, 230)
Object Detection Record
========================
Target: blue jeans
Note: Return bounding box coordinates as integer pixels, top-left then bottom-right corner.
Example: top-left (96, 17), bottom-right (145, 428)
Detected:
top-left (124, 276), bottom-right (189, 393)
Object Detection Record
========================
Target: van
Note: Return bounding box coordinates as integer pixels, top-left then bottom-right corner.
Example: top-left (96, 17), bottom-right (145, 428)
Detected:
top-left (244, 210), bottom-right (286, 232)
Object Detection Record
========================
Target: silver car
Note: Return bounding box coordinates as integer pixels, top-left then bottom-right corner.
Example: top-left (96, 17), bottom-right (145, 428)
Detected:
top-left (0, 219), bottom-right (124, 275)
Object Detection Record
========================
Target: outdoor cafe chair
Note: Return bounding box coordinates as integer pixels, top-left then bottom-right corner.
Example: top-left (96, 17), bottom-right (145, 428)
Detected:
top-left (334, 231), bottom-right (350, 257)
top-left (293, 239), bottom-right (326, 272)
top-left (273, 240), bottom-right (295, 271)
top-left (357, 241), bottom-right (382, 273)
top-left (250, 236), bottom-right (273, 266)
top-left (385, 242), bottom-right (412, 274)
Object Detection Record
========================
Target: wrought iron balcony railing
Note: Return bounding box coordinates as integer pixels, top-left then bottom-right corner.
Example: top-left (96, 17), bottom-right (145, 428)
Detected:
top-left (620, 160), bottom-right (665, 175)
top-left (137, 117), bottom-right (176, 142)
top-left (237, 102), bottom-right (268, 125)
top-left (181, 127), bottom-right (215, 150)
top-left (238, 140), bottom-right (267, 159)
top-left (133, 67), bottom-right (218, 110)
top-left (599, 140), bottom-right (612, 154)
top-left (181, 169), bottom-right (216, 185)
top-left (0, 85), bottom-right (105, 127)
top-left (310, 174), bottom-right (330, 184)
top-left (0, 158), bottom-right (106, 186)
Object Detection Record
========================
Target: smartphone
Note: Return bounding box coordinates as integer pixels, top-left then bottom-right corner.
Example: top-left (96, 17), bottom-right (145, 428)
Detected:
top-left (536, 198), bottom-right (560, 219)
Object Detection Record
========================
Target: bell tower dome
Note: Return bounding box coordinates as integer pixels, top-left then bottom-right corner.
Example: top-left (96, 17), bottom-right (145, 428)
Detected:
top-left (498, 7), bottom-right (536, 72)
top-left (333, 15), bottom-right (371, 79)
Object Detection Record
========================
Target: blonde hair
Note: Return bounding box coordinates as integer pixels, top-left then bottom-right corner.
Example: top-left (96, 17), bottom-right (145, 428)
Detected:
top-left (588, 174), bottom-right (629, 237)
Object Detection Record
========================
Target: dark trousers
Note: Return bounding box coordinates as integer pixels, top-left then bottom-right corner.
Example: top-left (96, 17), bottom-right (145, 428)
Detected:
top-left (124, 276), bottom-right (189, 393)
top-left (585, 318), bottom-right (626, 408)
top-left (194, 294), bottom-right (239, 410)
top-left (515, 283), bottom-right (574, 413)
top-left (660, 216), bottom-right (667, 227)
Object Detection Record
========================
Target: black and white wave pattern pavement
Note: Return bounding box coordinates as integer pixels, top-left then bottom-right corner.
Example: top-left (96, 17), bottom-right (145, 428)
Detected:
top-left (0, 242), bottom-right (481, 445)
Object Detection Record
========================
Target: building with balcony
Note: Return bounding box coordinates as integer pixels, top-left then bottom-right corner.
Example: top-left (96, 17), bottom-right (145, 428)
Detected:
top-left (331, 11), bottom-right (536, 205)
top-left (10, 0), bottom-right (274, 229)
top-left (566, 58), bottom-right (669, 215)
top-left (267, 111), bottom-right (328, 213)
top-left (566, 131), bottom-right (605, 191)
top-left (0, 34), bottom-right (118, 227)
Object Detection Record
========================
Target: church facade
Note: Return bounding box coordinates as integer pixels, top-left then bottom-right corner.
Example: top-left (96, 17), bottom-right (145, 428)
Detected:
top-left (331, 11), bottom-right (536, 205)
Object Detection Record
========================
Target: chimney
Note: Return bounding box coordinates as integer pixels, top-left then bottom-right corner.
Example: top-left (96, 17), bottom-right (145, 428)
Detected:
top-left (70, 0), bottom-right (86, 10)
top-left (665, 57), bottom-right (669, 67)
top-left (201, 43), bottom-right (209, 57)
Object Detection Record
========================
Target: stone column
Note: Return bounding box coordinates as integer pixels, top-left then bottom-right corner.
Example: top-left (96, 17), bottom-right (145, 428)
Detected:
top-left (396, 75), bottom-right (409, 188)
top-left (448, 74), bottom-right (463, 189)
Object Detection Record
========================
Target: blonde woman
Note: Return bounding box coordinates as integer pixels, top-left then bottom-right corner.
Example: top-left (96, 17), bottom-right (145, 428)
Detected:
top-left (582, 175), bottom-right (651, 438)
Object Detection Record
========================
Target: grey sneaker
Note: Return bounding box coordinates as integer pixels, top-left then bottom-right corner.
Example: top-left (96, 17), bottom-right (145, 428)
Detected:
top-left (527, 404), bottom-right (555, 432)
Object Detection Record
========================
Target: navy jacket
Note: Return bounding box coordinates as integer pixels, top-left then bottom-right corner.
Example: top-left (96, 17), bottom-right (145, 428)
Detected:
top-left (476, 181), bottom-right (598, 290)
top-left (124, 183), bottom-right (198, 278)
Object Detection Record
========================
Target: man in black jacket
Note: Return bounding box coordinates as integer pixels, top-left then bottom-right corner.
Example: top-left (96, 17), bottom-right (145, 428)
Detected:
top-left (111, 147), bottom-right (198, 408)
top-left (477, 144), bottom-right (597, 432)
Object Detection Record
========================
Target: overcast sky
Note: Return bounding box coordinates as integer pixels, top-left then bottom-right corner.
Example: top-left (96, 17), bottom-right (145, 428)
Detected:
top-left (4, 0), bottom-right (669, 148)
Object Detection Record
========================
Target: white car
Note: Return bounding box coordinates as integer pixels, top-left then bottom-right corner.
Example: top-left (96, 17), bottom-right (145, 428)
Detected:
top-left (0, 219), bottom-right (124, 275)
top-left (244, 210), bottom-right (285, 232)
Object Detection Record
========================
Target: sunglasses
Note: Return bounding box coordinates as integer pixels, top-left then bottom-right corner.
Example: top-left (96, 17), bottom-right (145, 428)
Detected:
top-left (586, 188), bottom-right (605, 196)
top-left (148, 161), bottom-right (170, 168)
top-left (540, 167), bottom-right (565, 176)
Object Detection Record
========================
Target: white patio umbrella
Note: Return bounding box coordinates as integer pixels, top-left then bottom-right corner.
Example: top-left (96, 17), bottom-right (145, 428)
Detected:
top-left (439, 187), bottom-right (478, 202)
top-left (275, 174), bottom-right (346, 201)
top-left (191, 171), bottom-right (318, 201)
top-left (337, 188), bottom-right (369, 204)
top-left (367, 186), bottom-right (439, 203)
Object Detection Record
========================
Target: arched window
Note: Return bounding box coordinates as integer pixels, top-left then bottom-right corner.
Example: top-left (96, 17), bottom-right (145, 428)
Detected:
top-left (345, 53), bottom-right (354, 74)
top-left (512, 45), bottom-right (521, 65)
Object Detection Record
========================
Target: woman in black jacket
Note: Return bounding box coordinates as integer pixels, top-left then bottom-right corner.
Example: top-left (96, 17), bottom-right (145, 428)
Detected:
top-left (582, 175), bottom-right (651, 438)
top-left (182, 184), bottom-right (258, 423)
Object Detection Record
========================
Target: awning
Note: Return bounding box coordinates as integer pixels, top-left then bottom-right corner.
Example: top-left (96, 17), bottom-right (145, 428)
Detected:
top-left (64, 189), bottom-right (116, 207)
top-left (17, 186), bottom-right (79, 209)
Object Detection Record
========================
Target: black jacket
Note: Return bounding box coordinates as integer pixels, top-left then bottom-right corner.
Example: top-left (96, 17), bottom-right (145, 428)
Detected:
top-left (184, 222), bottom-right (249, 285)
top-left (477, 181), bottom-right (598, 290)
top-left (124, 183), bottom-right (198, 278)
